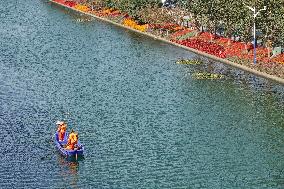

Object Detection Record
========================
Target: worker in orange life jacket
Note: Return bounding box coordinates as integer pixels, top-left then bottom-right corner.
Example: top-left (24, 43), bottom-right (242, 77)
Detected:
top-left (65, 129), bottom-right (78, 150)
top-left (56, 121), bottom-right (67, 142)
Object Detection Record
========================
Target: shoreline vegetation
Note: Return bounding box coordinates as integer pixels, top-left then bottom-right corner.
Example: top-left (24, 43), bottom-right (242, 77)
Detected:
top-left (49, 0), bottom-right (284, 84)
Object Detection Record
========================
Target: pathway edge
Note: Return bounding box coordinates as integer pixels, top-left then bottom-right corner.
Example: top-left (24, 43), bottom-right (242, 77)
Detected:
top-left (49, 0), bottom-right (284, 85)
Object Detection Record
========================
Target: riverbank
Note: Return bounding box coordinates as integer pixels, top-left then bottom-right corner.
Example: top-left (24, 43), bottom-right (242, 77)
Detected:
top-left (49, 0), bottom-right (284, 85)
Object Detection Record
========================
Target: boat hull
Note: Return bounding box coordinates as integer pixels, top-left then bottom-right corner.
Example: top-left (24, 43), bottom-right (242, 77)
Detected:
top-left (54, 132), bottom-right (84, 158)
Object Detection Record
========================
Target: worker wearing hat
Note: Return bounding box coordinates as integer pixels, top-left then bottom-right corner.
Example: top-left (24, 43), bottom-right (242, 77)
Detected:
top-left (56, 121), bottom-right (67, 141)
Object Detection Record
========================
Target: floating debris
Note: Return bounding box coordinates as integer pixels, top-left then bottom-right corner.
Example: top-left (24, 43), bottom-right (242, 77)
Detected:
top-left (192, 72), bottom-right (224, 80)
top-left (75, 18), bottom-right (93, 22)
top-left (176, 59), bottom-right (202, 65)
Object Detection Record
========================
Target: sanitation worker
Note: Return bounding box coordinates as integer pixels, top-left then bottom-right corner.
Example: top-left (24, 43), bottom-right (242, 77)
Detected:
top-left (57, 121), bottom-right (67, 142)
top-left (65, 129), bottom-right (78, 150)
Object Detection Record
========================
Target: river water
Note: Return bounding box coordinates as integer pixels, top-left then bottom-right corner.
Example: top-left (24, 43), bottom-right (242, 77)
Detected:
top-left (1, 0), bottom-right (284, 188)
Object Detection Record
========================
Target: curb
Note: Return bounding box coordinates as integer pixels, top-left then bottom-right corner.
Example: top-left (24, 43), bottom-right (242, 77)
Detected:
top-left (49, 0), bottom-right (284, 85)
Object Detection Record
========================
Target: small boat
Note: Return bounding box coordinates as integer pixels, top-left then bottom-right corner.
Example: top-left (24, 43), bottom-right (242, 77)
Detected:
top-left (54, 132), bottom-right (84, 159)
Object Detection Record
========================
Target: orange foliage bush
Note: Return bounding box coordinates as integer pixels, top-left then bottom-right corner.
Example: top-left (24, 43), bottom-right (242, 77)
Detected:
top-left (123, 18), bottom-right (148, 32)
top-left (74, 4), bottom-right (90, 12)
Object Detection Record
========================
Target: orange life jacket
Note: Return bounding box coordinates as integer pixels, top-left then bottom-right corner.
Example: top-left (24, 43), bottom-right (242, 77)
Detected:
top-left (58, 125), bottom-right (67, 141)
top-left (58, 131), bottom-right (65, 141)
top-left (65, 132), bottom-right (78, 150)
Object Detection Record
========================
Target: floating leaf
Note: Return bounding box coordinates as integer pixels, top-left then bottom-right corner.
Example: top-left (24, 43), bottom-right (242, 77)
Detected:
top-left (192, 72), bottom-right (224, 80)
top-left (176, 59), bottom-right (202, 65)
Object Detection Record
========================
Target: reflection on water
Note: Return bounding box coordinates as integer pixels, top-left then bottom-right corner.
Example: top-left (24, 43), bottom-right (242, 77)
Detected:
top-left (57, 154), bottom-right (80, 189)
top-left (0, 0), bottom-right (284, 188)
top-left (187, 57), bottom-right (284, 103)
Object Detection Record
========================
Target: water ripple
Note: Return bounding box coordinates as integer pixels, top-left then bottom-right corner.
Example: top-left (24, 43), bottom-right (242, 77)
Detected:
top-left (0, 0), bottom-right (284, 188)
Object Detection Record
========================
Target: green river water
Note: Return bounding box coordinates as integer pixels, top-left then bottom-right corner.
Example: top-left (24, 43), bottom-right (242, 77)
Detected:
top-left (1, 0), bottom-right (284, 188)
